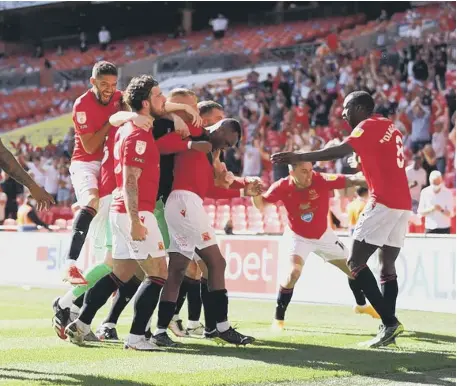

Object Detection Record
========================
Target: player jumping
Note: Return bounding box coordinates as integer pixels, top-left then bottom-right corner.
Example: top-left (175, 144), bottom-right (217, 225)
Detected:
top-left (271, 91), bottom-right (411, 348)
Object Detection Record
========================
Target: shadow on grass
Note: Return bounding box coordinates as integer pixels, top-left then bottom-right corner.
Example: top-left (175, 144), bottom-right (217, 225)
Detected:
top-left (0, 368), bottom-right (153, 386)
top-left (1, 331), bottom-right (454, 385)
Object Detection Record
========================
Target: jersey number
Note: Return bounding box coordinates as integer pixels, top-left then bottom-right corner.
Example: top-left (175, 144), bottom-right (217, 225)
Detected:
top-left (395, 135), bottom-right (405, 169)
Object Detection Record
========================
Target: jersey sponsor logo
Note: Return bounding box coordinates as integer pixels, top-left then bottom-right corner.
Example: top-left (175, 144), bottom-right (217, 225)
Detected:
top-left (76, 112), bottom-right (87, 124)
top-left (322, 173), bottom-right (338, 181)
top-left (202, 232), bottom-right (211, 242)
top-left (135, 140), bottom-right (147, 155)
top-left (158, 241), bottom-right (164, 251)
top-left (133, 157), bottom-right (145, 163)
top-left (301, 212), bottom-right (314, 222)
top-left (351, 126), bottom-right (364, 138)
top-left (299, 203), bottom-right (310, 210)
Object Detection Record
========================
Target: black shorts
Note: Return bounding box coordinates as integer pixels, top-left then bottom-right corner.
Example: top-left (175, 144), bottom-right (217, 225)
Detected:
top-left (214, 30), bottom-right (225, 39)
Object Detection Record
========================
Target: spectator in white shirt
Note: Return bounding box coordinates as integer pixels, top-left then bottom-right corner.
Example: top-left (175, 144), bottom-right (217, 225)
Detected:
top-left (242, 139), bottom-right (262, 177)
top-left (406, 154), bottom-right (427, 213)
top-left (43, 158), bottom-right (60, 202)
top-left (26, 157), bottom-right (45, 188)
top-left (209, 14), bottom-right (228, 40)
top-left (418, 171), bottom-right (454, 234)
top-left (98, 26), bottom-right (111, 51)
top-left (57, 166), bottom-right (72, 207)
top-left (432, 118), bottom-right (447, 174)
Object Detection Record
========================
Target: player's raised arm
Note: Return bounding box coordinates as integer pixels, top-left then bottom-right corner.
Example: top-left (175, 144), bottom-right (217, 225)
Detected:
top-left (271, 142), bottom-right (354, 165)
top-left (109, 111), bottom-right (152, 130)
top-left (0, 138), bottom-right (54, 210)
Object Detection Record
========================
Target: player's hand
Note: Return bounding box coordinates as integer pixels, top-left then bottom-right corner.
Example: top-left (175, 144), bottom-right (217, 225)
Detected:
top-left (191, 141), bottom-right (212, 153)
top-left (173, 116), bottom-right (190, 138)
top-left (348, 153), bottom-right (359, 168)
top-left (244, 181), bottom-right (263, 197)
top-left (184, 105), bottom-right (203, 127)
top-left (131, 220), bottom-right (148, 241)
top-left (270, 151), bottom-right (302, 165)
top-left (214, 170), bottom-right (232, 188)
top-left (132, 114), bottom-right (153, 130)
top-left (29, 185), bottom-right (55, 211)
top-left (213, 150), bottom-right (225, 173)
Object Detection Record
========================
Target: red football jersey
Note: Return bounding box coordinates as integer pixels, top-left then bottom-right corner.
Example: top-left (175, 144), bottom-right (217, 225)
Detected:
top-left (263, 173), bottom-right (346, 239)
top-left (111, 122), bottom-right (160, 213)
top-left (98, 126), bottom-right (118, 199)
top-left (156, 124), bottom-right (242, 200)
top-left (72, 89), bottom-right (122, 162)
top-left (344, 115), bottom-right (411, 210)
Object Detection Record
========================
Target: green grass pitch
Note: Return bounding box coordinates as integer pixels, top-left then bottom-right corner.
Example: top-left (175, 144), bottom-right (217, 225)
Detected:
top-left (0, 287), bottom-right (454, 385)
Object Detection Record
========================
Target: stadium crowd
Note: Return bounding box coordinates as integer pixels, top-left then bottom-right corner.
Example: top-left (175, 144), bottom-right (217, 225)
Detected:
top-left (0, 8), bottom-right (455, 234)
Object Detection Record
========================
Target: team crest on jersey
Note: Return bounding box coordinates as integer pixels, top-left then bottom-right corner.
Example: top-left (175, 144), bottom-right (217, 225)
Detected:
top-left (351, 127), bottom-right (364, 138)
top-left (322, 173), bottom-right (338, 181)
top-left (135, 140), bottom-right (147, 155)
top-left (76, 112), bottom-right (87, 124)
top-left (301, 213), bottom-right (314, 222)
top-left (202, 232), bottom-right (211, 242)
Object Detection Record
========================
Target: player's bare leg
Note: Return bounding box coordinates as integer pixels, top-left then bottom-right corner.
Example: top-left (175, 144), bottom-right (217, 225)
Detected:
top-left (272, 254), bottom-right (304, 331)
top-left (328, 259), bottom-right (380, 319)
top-left (65, 188), bottom-right (100, 285)
top-left (348, 240), bottom-right (404, 348)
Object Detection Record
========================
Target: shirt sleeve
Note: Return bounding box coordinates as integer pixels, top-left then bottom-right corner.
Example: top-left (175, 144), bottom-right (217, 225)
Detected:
top-left (343, 123), bottom-right (370, 155)
top-left (122, 135), bottom-right (149, 170)
top-left (417, 189), bottom-right (427, 214)
top-left (230, 176), bottom-right (246, 189)
top-left (72, 102), bottom-right (97, 134)
top-left (262, 180), bottom-right (284, 204)
top-left (320, 173), bottom-right (347, 190)
top-left (206, 179), bottom-right (241, 199)
top-left (155, 132), bottom-right (190, 155)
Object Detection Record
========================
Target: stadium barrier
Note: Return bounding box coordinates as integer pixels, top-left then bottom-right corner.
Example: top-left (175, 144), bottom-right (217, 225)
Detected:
top-left (0, 232), bottom-right (454, 314)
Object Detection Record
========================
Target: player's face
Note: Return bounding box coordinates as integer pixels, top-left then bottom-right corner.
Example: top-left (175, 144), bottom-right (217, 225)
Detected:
top-left (91, 75), bottom-right (117, 105)
top-left (202, 108), bottom-right (225, 127)
top-left (211, 129), bottom-right (239, 150)
top-left (342, 95), bottom-right (358, 129)
top-left (148, 86), bottom-right (167, 118)
top-left (290, 162), bottom-right (313, 187)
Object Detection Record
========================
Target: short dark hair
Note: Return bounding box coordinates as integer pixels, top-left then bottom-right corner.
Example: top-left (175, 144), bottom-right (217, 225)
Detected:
top-left (92, 61), bottom-right (118, 78)
top-left (123, 75), bottom-right (159, 112)
top-left (356, 186), bottom-right (369, 197)
top-left (348, 91), bottom-right (375, 114)
top-left (198, 100), bottom-right (223, 116)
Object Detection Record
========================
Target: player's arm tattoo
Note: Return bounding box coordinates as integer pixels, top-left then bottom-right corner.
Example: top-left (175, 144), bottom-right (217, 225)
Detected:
top-left (298, 143), bottom-right (354, 162)
top-left (123, 165), bottom-right (142, 222)
top-left (0, 138), bottom-right (40, 190)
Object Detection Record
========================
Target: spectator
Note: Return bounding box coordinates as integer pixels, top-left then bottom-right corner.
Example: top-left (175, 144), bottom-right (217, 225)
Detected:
top-left (432, 118), bottom-right (447, 174)
top-left (406, 154), bottom-right (427, 213)
top-left (26, 157), bottom-right (45, 188)
top-left (80, 31), bottom-right (88, 53)
top-left (98, 26), bottom-right (111, 51)
top-left (57, 166), bottom-right (72, 207)
top-left (16, 195), bottom-right (51, 232)
top-left (56, 45), bottom-right (63, 56)
top-left (43, 158), bottom-right (60, 203)
top-left (412, 53), bottom-right (429, 84)
top-left (0, 185), bottom-right (7, 225)
top-left (1, 172), bottom-right (24, 220)
top-left (45, 135), bottom-right (57, 157)
top-left (242, 138), bottom-right (262, 177)
top-left (209, 14), bottom-right (228, 40)
top-left (407, 97), bottom-right (431, 153)
top-left (378, 9), bottom-right (388, 22)
top-left (346, 186), bottom-right (369, 234)
top-left (418, 171), bottom-right (454, 234)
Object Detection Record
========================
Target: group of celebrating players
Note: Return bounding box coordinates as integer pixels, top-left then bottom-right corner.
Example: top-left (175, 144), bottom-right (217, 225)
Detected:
top-left (34, 60), bottom-right (411, 351)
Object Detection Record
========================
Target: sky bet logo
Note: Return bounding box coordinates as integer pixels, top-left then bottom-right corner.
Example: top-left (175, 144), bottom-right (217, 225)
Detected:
top-left (36, 246), bottom-right (58, 270)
